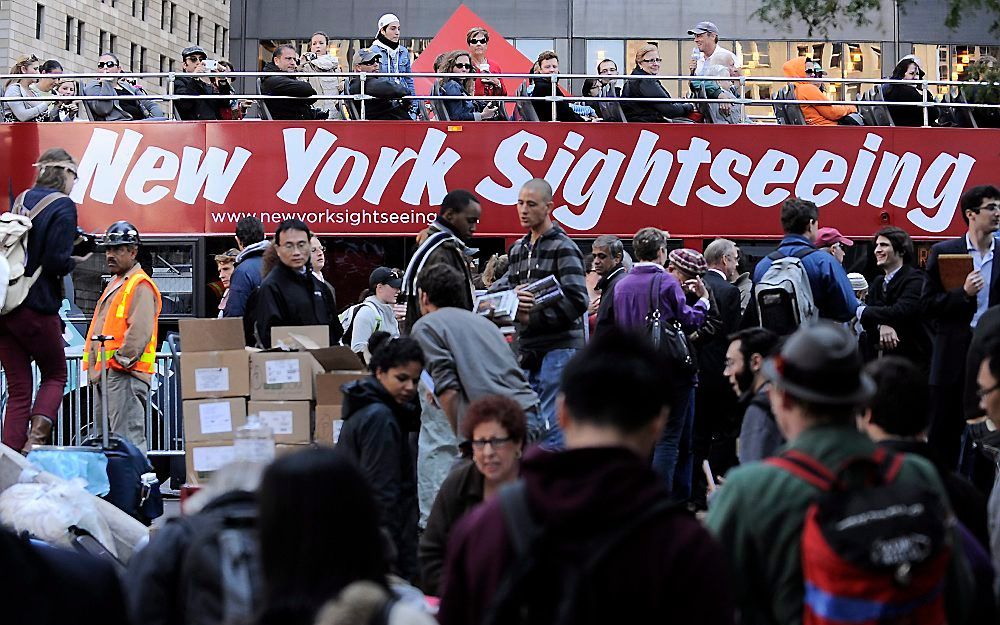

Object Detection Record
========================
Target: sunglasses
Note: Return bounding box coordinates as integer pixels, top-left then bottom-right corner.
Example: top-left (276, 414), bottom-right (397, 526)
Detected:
top-left (641, 58), bottom-right (662, 64)
top-left (97, 61), bottom-right (119, 68)
top-left (453, 63), bottom-right (472, 69)
top-left (468, 38), bottom-right (488, 45)
top-left (185, 55), bottom-right (207, 63)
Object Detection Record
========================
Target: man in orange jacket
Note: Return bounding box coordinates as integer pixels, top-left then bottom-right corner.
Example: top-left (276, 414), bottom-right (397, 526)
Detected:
top-left (84, 221), bottom-right (162, 453)
top-left (782, 56), bottom-right (858, 126)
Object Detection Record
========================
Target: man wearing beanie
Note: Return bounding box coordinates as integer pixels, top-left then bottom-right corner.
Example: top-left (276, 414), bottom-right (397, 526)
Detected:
top-left (371, 13), bottom-right (415, 116)
top-left (707, 323), bottom-right (973, 625)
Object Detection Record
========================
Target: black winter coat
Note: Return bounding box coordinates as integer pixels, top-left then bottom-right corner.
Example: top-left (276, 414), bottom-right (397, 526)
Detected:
top-left (859, 263), bottom-right (932, 371)
top-left (260, 62), bottom-right (318, 120)
top-left (20, 185), bottom-right (77, 315)
top-left (621, 67), bottom-right (693, 122)
top-left (529, 78), bottom-right (584, 122)
top-left (173, 75), bottom-right (232, 120)
top-left (338, 376), bottom-right (421, 581)
top-left (419, 459), bottom-right (484, 594)
top-left (255, 263), bottom-right (344, 348)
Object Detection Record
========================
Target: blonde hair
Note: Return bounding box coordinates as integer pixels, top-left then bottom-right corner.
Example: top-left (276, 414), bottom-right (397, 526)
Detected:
top-left (634, 44), bottom-right (658, 67)
top-left (6, 55), bottom-right (39, 90)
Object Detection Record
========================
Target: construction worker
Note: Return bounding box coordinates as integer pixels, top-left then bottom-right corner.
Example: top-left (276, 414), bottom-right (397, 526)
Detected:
top-left (83, 221), bottom-right (162, 454)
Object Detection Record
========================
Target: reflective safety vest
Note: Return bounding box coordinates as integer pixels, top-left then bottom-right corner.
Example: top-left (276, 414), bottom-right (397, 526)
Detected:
top-left (83, 270), bottom-right (162, 374)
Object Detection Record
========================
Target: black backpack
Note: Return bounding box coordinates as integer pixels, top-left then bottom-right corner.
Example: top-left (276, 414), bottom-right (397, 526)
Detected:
top-left (482, 481), bottom-right (678, 625)
top-left (178, 496), bottom-right (263, 625)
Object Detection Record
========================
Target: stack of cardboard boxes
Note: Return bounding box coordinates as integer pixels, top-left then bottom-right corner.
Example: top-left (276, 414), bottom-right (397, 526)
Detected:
top-left (179, 319), bottom-right (367, 484)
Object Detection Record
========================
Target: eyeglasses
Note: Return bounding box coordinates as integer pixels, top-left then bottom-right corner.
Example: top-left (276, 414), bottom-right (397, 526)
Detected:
top-left (977, 383), bottom-right (1000, 400)
top-left (471, 436), bottom-right (513, 451)
top-left (185, 55), bottom-right (207, 63)
top-left (453, 63), bottom-right (472, 69)
top-left (640, 58), bottom-right (662, 64)
top-left (310, 245), bottom-right (326, 253)
top-left (360, 58), bottom-right (380, 66)
top-left (280, 241), bottom-right (310, 252)
top-left (973, 202), bottom-right (1000, 213)
top-left (468, 38), bottom-right (488, 45)
top-left (97, 61), bottom-right (119, 69)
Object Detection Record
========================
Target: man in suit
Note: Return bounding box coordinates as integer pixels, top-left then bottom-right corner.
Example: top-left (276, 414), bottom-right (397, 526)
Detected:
top-left (924, 184), bottom-right (1000, 469)
top-left (692, 238), bottom-right (743, 508)
top-left (858, 226), bottom-right (932, 372)
top-left (591, 234), bottom-right (628, 328)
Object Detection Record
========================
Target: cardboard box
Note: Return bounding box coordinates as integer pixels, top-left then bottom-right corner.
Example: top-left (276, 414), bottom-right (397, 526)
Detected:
top-left (275, 443), bottom-right (313, 458)
top-left (315, 372), bottom-right (366, 407)
top-left (181, 350), bottom-right (250, 400)
top-left (185, 440), bottom-right (236, 485)
top-left (247, 400), bottom-right (312, 444)
top-left (271, 325), bottom-right (330, 350)
top-left (249, 352), bottom-right (319, 401)
top-left (179, 318), bottom-right (246, 352)
top-left (313, 405), bottom-right (343, 446)
top-left (183, 398), bottom-right (247, 443)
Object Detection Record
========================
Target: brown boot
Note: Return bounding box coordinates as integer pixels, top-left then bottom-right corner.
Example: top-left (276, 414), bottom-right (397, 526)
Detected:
top-left (21, 415), bottom-right (53, 455)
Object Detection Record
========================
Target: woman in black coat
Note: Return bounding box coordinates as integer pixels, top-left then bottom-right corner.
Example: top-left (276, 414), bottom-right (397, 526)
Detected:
top-left (883, 57), bottom-right (939, 127)
top-left (621, 43), bottom-right (695, 123)
top-left (338, 332), bottom-right (424, 582)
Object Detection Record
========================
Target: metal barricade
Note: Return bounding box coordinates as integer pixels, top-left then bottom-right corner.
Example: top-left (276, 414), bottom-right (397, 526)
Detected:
top-left (0, 353), bottom-right (183, 455)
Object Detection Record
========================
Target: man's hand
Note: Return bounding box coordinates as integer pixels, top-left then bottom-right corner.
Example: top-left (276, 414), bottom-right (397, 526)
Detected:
top-left (71, 253), bottom-right (93, 264)
top-left (964, 270), bottom-right (985, 297)
top-left (878, 325), bottom-right (900, 350)
top-left (684, 277), bottom-right (708, 299)
top-left (481, 104), bottom-right (498, 119)
top-left (515, 288), bottom-right (536, 324)
top-left (587, 295), bottom-right (601, 315)
top-left (688, 57), bottom-right (698, 72)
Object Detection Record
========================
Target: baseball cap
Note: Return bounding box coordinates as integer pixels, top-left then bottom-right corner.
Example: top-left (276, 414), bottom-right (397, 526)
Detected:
top-left (181, 45), bottom-right (208, 60)
top-left (370, 267), bottom-right (402, 290)
top-left (815, 227), bottom-right (853, 248)
top-left (761, 322), bottom-right (875, 405)
top-left (668, 248), bottom-right (708, 277)
top-left (847, 272), bottom-right (869, 292)
top-left (354, 48), bottom-right (382, 65)
top-left (687, 21), bottom-right (719, 35)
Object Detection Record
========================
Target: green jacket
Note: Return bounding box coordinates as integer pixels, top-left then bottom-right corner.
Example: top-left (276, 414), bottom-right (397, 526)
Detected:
top-left (706, 423), bottom-right (973, 625)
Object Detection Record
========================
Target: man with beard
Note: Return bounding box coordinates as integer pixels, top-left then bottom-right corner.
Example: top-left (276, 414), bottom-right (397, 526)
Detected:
top-left (723, 327), bottom-right (782, 463)
top-left (401, 189), bottom-right (481, 528)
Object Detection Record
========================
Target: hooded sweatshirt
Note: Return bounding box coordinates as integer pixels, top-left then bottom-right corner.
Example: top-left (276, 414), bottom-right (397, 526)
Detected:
top-left (781, 56), bottom-right (856, 126)
top-left (437, 446), bottom-right (735, 625)
top-left (338, 376), bottom-right (420, 581)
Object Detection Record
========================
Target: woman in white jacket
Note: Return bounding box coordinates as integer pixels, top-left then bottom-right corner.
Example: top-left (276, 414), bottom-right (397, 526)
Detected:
top-left (370, 14), bottom-right (415, 117)
top-left (300, 32), bottom-right (344, 120)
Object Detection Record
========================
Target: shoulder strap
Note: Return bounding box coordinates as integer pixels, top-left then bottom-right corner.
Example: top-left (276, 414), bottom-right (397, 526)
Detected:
top-left (646, 272), bottom-right (662, 320)
top-left (24, 191), bottom-right (66, 220)
top-left (10, 191), bottom-right (28, 216)
top-left (497, 481), bottom-right (539, 557)
top-left (765, 250), bottom-right (787, 261)
top-left (765, 449), bottom-right (836, 491)
top-left (790, 247), bottom-right (817, 260)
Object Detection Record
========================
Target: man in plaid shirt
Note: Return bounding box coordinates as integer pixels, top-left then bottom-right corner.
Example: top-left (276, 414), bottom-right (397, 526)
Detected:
top-left (490, 178), bottom-right (589, 447)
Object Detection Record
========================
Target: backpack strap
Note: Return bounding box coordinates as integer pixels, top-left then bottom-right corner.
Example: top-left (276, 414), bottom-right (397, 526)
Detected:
top-left (765, 449), bottom-right (836, 491)
top-left (16, 191), bottom-right (66, 220)
top-left (790, 247), bottom-right (817, 260)
top-left (497, 480), bottom-right (540, 557)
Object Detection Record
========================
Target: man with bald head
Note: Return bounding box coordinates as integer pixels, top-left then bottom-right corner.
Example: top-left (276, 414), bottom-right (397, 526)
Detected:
top-left (489, 178), bottom-right (589, 448)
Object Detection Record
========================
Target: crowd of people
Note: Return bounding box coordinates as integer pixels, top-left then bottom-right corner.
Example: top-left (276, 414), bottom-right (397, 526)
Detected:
top-left (3, 16), bottom-right (998, 125)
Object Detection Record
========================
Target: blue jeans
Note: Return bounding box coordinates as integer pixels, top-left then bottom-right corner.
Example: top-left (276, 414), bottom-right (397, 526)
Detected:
top-left (652, 384), bottom-right (695, 500)
top-left (524, 348), bottom-right (577, 450)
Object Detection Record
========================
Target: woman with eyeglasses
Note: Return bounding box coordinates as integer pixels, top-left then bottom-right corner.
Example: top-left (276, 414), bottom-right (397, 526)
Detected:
top-left (339, 332), bottom-right (425, 583)
top-left (419, 395), bottom-right (526, 595)
top-left (3, 55), bottom-right (50, 122)
top-left (621, 44), bottom-right (695, 123)
top-left (436, 50), bottom-right (498, 121)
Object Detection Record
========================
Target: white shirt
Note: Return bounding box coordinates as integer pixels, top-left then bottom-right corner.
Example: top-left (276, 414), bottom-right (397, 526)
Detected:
top-left (695, 46), bottom-right (740, 77)
top-left (967, 233), bottom-right (996, 328)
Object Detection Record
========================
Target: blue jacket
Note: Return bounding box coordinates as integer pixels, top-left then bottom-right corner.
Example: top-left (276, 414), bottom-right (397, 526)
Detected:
top-left (441, 79), bottom-right (477, 121)
top-left (371, 40), bottom-right (415, 98)
top-left (752, 235), bottom-right (858, 322)
top-left (21, 185), bottom-right (78, 315)
top-left (222, 240), bottom-right (268, 318)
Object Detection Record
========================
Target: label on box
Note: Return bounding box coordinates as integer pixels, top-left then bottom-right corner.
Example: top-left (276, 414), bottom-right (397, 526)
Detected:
top-left (198, 402), bottom-right (233, 434)
top-left (195, 367), bottom-right (230, 393)
top-left (258, 410), bottom-right (294, 435)
top-left (192, 445), bottom-right (235, 472)
top-left (265, 359), bottom-right (301, 385)
top-left (334, 420), bottom-right (344, 444)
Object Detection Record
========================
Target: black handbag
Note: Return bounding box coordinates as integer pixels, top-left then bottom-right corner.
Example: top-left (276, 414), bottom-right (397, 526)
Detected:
top-left (646, 273), bottom-right (696, 374)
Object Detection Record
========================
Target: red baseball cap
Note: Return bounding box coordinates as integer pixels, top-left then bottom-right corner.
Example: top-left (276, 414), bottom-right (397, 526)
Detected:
top-left (815, 227), bottom-right (853, 247)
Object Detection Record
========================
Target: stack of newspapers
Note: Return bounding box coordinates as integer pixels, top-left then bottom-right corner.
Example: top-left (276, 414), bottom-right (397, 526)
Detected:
top-left (473, 275), bottom-right (565, 324)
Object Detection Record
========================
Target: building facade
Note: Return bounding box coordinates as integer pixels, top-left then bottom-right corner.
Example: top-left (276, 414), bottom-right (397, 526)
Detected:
top-left (0, 0), bottom-right (230, 92)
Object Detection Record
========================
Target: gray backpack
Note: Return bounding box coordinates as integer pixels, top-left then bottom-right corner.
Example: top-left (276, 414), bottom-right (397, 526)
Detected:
top-left (0, 191), bottom-right (66, 314)
top-left (755, 248), bottom-right (819, 336)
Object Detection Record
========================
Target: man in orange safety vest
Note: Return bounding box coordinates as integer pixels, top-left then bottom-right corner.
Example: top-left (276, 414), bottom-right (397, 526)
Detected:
top-left (83, 221), bottom-right (162, 453)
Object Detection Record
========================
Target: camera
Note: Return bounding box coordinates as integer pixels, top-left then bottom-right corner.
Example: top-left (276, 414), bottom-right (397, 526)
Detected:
top-left (203, 59), bottom-right (218, 71)
top-left (72, 228), bottom-right (97, 257)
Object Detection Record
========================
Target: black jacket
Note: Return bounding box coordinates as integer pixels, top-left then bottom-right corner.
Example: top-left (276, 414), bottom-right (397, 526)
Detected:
top-left (595, 266), bottom-right (627, 326)
top-left (260, 62), bottom-right (318, 120)
top-left (1, 528), bottom-right (129, 625)
top-left (419, 459), bottom-right (484, 595)
top-left (338, 376), bottom-right (421, 581)
top-left (173, 75), bottom-right (232, 120)
top-left (255, 263), bottom-right (344, 348)
top-left (345, 77), bottom-right (409, 120)
top-left (882, 83), bottom-right (939, 127)
top-left (700, 270), bottom-right (742, 379)
top-left (621, 67), bottom-right (693, 122)
top-left (530, 78), bottom-right (584, 122)
top-left (20, 185), bottom-right (77, 315)
top-left (923, 236), bottom-right (1000, 386)
top-left (965, 305), bottom-right (1000, 419)
top-left (125, 490), bottom-right (259, 625)
top-left (860, 263), bottom-right (933, 371)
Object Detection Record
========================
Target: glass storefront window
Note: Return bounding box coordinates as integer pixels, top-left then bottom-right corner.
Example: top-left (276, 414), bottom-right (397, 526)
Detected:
top-left (911, 43), bottom-right (952, 98)
top-left (735, 41), bottom-right (792, 120)
top-left (586, 39), bottom-right (625, 76)
top-left (513, 39), bottom-right (556, 67)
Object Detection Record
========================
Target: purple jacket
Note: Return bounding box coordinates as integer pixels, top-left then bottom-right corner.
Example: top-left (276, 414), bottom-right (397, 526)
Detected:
top-left (596, 263), bottom-right (707, 333)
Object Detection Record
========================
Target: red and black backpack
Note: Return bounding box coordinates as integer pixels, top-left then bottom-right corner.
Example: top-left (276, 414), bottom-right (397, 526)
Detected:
top-left (766, 447), bottom-right (952, 625)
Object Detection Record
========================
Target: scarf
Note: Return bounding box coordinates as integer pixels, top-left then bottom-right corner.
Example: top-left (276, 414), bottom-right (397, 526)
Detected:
top-left (401, 219), bottom-right (476, 297)
top-left (376, 33), bottom-right (399, 51)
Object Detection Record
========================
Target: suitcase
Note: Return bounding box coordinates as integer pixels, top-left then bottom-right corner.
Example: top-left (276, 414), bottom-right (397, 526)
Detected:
top-left (82, 334), bottom-right (164, 525)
